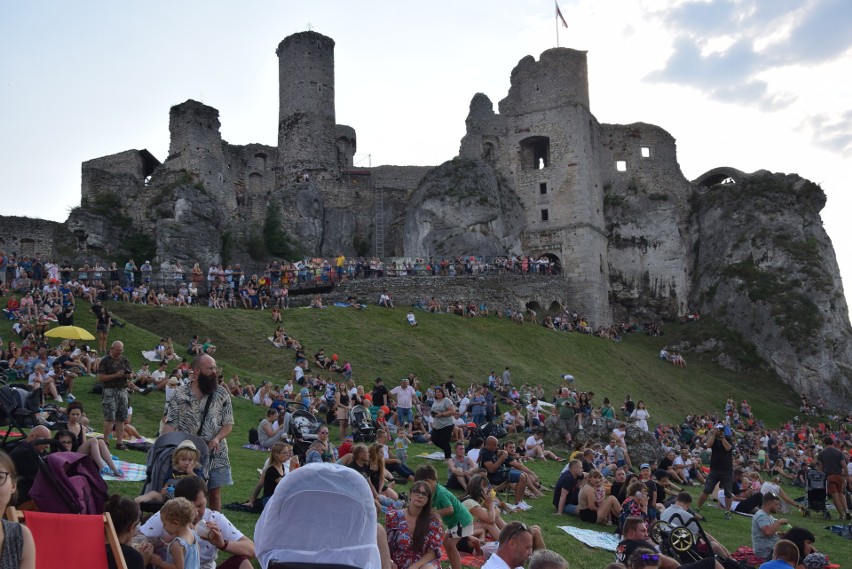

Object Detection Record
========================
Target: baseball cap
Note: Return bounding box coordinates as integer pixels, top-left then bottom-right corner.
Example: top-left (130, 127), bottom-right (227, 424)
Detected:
top-left (640, 463), bottom-right (650, 469)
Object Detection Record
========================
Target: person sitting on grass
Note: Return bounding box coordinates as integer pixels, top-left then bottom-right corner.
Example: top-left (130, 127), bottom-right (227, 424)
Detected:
top-left (135, 440), bottom-right (204, 505)
top-left (406, 311), bottom-right (418, 326)
top-left (414, 464), bottom-right (478, 569)
top-left (62, 401), bottom-right (124, 477)
top-left (446, 441), bottom-right (478, 491)
top-left (577, 469), bottom-right (622, 525)
top-left (525, 430), bottom-right (562, 461)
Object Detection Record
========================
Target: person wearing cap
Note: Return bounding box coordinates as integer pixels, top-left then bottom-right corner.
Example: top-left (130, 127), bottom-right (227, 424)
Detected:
top-left (661, 492), bottom-right (731, 559)
top-left (800, 552), bottom-right (839, 569)
top-left (135, 439), bottom-right (204, 505)
top-left (695, 422), bottom-right (734, 519)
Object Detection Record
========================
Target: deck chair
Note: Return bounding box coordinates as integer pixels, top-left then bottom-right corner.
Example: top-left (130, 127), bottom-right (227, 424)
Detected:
top-left (6, 506), bottom-right (127, 569)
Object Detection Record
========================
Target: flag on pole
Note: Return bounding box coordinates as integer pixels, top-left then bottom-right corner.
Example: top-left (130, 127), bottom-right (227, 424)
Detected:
top-left (555, 1), bottom-right (568, 28)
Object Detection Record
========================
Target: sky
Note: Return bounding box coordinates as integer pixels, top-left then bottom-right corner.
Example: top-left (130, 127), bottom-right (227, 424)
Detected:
top-left (1, 0), bottom-right (851, 297)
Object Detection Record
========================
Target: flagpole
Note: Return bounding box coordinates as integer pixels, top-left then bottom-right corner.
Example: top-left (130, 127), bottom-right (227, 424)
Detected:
top-left (555, 1), bottom-right (560, 47)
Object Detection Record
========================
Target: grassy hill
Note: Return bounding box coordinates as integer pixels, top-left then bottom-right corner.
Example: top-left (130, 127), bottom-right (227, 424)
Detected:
top-left (9, 301), bottom-right (845, 567)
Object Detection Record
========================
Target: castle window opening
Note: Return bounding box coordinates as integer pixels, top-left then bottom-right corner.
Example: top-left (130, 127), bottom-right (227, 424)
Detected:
top-left (641, 146), bottom-right (651, 158)
top-left (540, 208), bottom-right (549, 222)
top-left (616, 160), bottom-right (627, 172)
top-left (519, 136), bottom-right (550, 171)
top-left (539, 182), bottom-right (547, 195)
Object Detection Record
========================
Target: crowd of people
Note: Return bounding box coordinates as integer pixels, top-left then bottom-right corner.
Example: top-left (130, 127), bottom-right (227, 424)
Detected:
top-left (1, 250), bottom-right (850, 568)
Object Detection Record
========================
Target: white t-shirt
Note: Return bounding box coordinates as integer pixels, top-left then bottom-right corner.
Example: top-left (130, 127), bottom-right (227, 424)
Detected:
top-left (525, 436), bottom-right (541, 453)
top-left (140, 508), bottom-right (245, 569)
top-left (293, 365), bottom-right (305, 382)
top-left (391, 385), bottom-right (416, 408)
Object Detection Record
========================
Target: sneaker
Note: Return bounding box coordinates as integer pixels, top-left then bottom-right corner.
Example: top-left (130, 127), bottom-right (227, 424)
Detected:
top-left (846, 512), bottom-right (851, 521)
top-left (65, 394), bottom-right (76, 403)
top-left (54, 396), bottom-right (63, 402)
top-left (723, 511), bottom-right (732, 520)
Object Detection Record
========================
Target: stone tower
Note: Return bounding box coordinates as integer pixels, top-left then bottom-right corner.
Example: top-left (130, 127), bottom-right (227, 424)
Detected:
top-left (460, 48), bottom-right (612, 325)
top-left (167, 100), bottom-right (234, 214)
top-left (275, 31), bottom-right (338, 184)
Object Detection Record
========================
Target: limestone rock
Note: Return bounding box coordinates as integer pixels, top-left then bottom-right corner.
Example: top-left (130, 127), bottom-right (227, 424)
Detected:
top-left (403, 158), bottom-right (523, 257)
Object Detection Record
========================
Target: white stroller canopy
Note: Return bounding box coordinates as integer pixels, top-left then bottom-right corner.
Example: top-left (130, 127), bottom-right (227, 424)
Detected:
top-left (255, 462), bottom-right (381, 569)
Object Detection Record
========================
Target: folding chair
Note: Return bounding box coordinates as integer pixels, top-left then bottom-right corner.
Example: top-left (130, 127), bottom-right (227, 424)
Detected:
top-left (6, 506), bottom-right (128, 569)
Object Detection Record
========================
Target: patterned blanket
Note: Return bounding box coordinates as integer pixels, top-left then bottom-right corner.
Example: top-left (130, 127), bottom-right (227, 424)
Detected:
top-left (101, 459), bottom-right (147, 482)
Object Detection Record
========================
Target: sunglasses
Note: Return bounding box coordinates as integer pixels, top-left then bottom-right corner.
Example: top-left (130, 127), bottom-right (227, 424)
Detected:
top-left (640, 554), bottom-right (660, 563)
top-left (411, 489), bottom-right (430, 497)
top-left (502, 522), bottom-right (531, 542)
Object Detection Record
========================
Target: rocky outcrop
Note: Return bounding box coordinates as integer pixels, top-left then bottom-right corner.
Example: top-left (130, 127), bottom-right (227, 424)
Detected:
top-left (690, 171), bottom-right (852, 403)
top-left (403, 158), bottom-right (524, 257)
top-left (543, 416), bottom-right (663, 466)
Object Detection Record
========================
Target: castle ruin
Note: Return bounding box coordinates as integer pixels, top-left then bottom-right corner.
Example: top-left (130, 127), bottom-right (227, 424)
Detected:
top-left (4, 31), bottom-right (851, 405)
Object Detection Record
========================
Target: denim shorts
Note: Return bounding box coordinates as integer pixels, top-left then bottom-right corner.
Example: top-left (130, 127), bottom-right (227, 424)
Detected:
top-left (208, 465), bottom-right (233, 489)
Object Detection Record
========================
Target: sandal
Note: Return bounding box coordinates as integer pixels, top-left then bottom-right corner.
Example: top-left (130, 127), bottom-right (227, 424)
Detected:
top-left (115, 443), bottom-right (127, 451)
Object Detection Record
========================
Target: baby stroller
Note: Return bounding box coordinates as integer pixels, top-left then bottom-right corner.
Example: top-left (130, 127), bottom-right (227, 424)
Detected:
top-left (470, 421), bottom-right (508, 441)
top-left (0, 385), bottom-right (46, 443)
top-left (802, 467), bottom-right (830, 519)
top-left (30, 450), bottom-right (109, 515)
top-left (139, 432), bottom-right (210, 512)
top-left (285, 402), bottom-right (322, 461)
top-left (650, 514), bottom-right (714, 565)
top-left (349, 405), bottom-right (376, 442)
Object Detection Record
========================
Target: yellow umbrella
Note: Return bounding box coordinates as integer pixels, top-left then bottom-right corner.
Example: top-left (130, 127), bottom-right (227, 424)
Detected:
top-left (44, 325), bottom-right (96, 341)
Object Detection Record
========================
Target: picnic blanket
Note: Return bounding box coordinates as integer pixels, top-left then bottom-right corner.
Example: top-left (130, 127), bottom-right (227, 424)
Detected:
top-left (439, 543), bottom-right (487, 569)
top-left (558, 526), bottom-right (621, 552)
top-left (0, 430), bottom-right (22, 438)
top-left (243, 443), bottom-right (269, 452)
top-left (417, 451), bottom-right (447, 461)
top-left (101, 459), bottom-right (147, 482)
top-left (141, 350), bottom-right (162, 362)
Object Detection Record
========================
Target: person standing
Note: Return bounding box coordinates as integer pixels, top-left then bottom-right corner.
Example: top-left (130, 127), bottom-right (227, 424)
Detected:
top-left (695, 423), bottom-right (734, 519)
top-left (91, 299), bottom-right (112, 354)
top-left (97, 341), bottom-right (133, 451)
top-left (163, 354), bottom-right (234, 512)
top-left (817, 436), bottom-right (849, 520)
top-left (371, 377), bottom-right (389, 408)
top-left (430, 387), bottom-right (456, 459)
top-left (391, 377), bottom-right (418, 427)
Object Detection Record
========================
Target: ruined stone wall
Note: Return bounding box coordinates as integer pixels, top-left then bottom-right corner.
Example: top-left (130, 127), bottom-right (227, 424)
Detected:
top-left (335, 125), bottom-right (356, 170)
top-left (600, 123), bottom-right (694, 319)
top-left (222, 142), bottom-right (278, 223)
top-left (0, 216), bottom-right (62, 258)
top-left (327, 274), bottom-right (567, 313)
top-left (81, 149), bottom-right (159, 205)
top-left (276, 32), bottom-right (338, 183)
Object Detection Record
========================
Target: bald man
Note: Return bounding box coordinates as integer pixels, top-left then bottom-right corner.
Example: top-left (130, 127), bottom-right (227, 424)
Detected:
top-left (97, 340), bottom-right (133, 450)
top-left (10, 425), bottom-right (52, 506)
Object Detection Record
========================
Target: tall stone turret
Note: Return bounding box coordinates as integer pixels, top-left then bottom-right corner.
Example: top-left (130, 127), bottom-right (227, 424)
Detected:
top-left (459, 48), bottom-right (611, 325)
top-left (275, 31), bottom-right (338, 184)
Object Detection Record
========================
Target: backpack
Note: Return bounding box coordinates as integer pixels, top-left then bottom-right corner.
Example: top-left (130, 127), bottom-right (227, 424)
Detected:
top-left (248, 428), bottom-right (259, 445)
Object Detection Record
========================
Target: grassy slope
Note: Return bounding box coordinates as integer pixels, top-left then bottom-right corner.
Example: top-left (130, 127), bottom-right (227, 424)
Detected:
top-left (15, 303), bottom-right (847, 566)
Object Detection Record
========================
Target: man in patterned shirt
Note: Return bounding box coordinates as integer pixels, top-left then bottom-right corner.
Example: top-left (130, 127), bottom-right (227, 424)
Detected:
top-left (163, 354), bottom-right (234, 512)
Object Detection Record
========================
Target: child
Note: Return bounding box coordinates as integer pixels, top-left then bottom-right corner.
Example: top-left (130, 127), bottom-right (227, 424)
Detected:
top-left (394, 431), bottom-right (411, 467)
top-left (406, 311), bottom-right (417, 326)
top-left (158, 497), bottom-right (200, 569)
top-left (135, 440), bottom-right (204, 504)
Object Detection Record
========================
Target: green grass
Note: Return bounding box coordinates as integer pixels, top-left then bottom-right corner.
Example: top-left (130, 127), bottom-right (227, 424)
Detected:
top-left (6, 302), bottom-right (846, 566)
